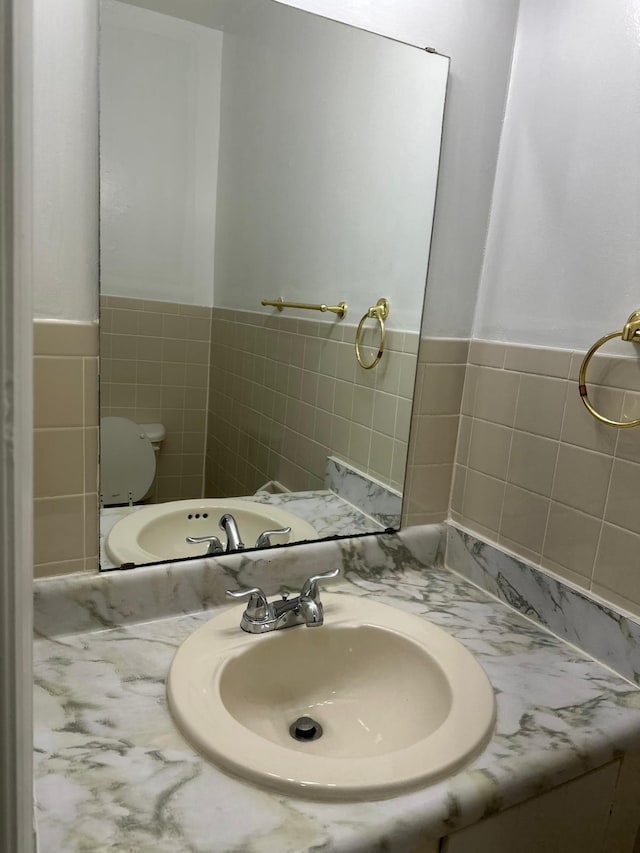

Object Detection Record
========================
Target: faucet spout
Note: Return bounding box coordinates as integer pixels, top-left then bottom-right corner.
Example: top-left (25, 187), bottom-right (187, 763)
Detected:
top-left (219, 513), bottom-right (245, 552)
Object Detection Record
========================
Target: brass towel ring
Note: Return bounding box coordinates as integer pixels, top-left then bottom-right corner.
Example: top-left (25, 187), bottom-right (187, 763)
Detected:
top-left (578, 309), bottom-right (640, 428)
top-left (355, 298), bottom-right (389, 370)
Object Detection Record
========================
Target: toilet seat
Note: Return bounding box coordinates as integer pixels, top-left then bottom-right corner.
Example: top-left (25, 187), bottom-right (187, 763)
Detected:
top-left (100, 417), bottom-right (156, 505)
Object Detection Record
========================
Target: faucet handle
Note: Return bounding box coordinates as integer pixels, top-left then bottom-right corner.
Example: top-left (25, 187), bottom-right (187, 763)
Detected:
top-left (255, 526), bottom-right (291, 548)
top-left (226, 586), bottom-right (269, 620)
top-left (300, 568), bottom-right (340, 602)
top-left (186, 534), bottom-right (224, 554)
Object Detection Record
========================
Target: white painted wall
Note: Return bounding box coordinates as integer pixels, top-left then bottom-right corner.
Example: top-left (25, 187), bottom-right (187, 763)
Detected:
top-left (100, 1), bottom-right (222, 306)
top-left (34, 0), bottom-right (519, 333)
top-left (277, 0), bottom-right (521, 338)
top-left (213, 1), bottom-right (448, 332)
top-left (33, 0), bottom-right (99, 321)
top-left (475, 0), bottom-right (640, 351)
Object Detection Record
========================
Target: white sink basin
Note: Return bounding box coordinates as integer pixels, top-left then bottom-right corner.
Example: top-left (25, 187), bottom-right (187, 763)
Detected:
top-left (167, 593), bottom-right (496, 800)
top-left (105, 498), bottom-right (318, 565)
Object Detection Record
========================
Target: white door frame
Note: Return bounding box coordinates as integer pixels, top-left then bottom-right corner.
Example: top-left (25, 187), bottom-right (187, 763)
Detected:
top-left (0, 0), bottom-right (35, 850)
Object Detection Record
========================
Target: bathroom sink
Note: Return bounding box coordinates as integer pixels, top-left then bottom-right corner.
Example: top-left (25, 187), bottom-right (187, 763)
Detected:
top-left (167, 593), bottom-right (496, 800)
top-left (105, 498), bottom-right (318, 565)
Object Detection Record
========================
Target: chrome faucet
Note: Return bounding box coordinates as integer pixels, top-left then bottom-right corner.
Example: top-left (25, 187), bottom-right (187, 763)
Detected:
top-left (219, 513), bottom-right (245, 552)
top-left (226, 568), bottom-right (339, 633)
top-left (186, 514), bottom-right (293, 556)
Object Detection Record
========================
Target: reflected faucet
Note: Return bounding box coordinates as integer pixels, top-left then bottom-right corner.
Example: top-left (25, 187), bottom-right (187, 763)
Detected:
top-left (220, 513), bottom-right (244, 552)
top-left (185, 534), bottom-right (224, 556)
top-left (255, 526), bottom-right (291, 548)
top-left (187, 515), bottom-right (294, 557)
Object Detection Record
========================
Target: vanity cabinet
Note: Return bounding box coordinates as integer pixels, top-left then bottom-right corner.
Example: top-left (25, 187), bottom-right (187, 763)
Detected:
top-left (440, 758), bottom-right (640, 853)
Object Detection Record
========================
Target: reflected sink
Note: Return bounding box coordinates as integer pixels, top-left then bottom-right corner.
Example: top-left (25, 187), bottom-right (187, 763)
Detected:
top-left (105, 498), bottom-right (318, 565)
top-left (167, 593), bottom-right (496, 800)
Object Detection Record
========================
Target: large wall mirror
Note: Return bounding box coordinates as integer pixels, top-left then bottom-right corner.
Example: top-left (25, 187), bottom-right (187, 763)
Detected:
top-left (98, 0), bottom-right (449, 569)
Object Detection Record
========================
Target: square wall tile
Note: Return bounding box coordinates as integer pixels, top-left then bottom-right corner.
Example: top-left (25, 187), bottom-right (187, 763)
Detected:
top-left (616, 411), bottom-right (640, 464)
top-left (391, 439), bottom-right (408, 490)
top-left (85, 493), bottom-right (99, 560)
top-left (84, 358), bottom-right (99, 426)
top-left (418, 364), bottom-right (466, 415)
top-left (593, 524), bottom-right (640, 610)
top-left (34, 496), bottom-right (85, 564)
top-left (561, 384), bottom-right (622, 454)
top-left (499, 485), bottom-right (549, 554)
top-left (352, 386), bottom-right (375, 428)
top-left (462, 468), bottom-right (505, 535)
top-left (372, 392), bottom-right (398, 438)
top-left (514, 374), bottom-right (567, 439)
top-left (85, 427), bottom-right (98, 494)
top-left (369, 431), bottom-right (393, 482)
top-left (349, 423), bottom-right (371, 469)
top-left (604, 459), bottom-right (640, 535)
top-left (574, 350), bottom-right (640, 393)
top-left (542, 502), bottom-right (601, 579)
top-left (552, 444), bottom-right (613, 517)
top-left (472, 367), bottom-right (520, 426)
top-left (467, 419), bottom-right (511, 480)
top-left (405, 463), bottom-right (453, 516)
top-left (34, 358), bottom-right (84, 427)
top-left (412, 415), bottom-right (460, 466)
top-left (450, 464), bottom-right (467, 515)
top-left (34, 429), bottom-right (84, 498)
top-left (507, 431), bottom-right (558, 497)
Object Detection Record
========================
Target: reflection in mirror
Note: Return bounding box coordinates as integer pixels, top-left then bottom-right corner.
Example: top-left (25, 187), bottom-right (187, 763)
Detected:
top-left (98, 0), bottom-right (449, 569)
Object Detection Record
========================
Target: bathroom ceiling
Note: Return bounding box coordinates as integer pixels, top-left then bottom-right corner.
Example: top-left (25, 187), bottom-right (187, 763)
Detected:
top-left (97, 0), bottom-right (448, 568)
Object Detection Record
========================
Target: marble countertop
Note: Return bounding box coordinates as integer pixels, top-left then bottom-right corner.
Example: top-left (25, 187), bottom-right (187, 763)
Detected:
top-left (34, 531), bottom-right (640, 853)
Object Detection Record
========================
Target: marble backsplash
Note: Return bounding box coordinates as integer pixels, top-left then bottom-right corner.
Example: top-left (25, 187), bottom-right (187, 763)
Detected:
top-left (447, 523), bottom-right (640, 687)
top-left (35, 519), bottom-right (640, 692)
top-left (325, 455), bottom-right (402, 528)
top-left (34, 525), bottom-right (444, 638)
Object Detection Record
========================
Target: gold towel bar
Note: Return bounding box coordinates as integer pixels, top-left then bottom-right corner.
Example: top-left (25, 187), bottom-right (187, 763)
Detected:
top-left (578, 309), bottom-right (640, 428)
top-left (261, 297), bottom-right (347, 319)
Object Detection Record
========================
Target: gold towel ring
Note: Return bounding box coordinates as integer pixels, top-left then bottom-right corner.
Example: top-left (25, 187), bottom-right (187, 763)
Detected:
top-left (355, 298), bottom-right (389, 370)
top-left (578, 309), bottom-right (640, 428)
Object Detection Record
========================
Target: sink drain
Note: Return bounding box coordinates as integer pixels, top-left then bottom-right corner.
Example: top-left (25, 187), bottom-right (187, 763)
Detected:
top-left (289, 715), bottom-right (323, 742)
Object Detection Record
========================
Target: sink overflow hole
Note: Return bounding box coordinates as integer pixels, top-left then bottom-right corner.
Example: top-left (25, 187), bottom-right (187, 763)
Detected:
top-left (289, 716), bottom-right (323, 742)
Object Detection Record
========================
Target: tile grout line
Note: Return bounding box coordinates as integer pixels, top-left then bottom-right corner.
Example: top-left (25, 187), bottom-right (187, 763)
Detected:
top-left (495, 370), bottom-right (521, 541)
top-left (591, 425), bottom-right (621, 591)
top-left (539, 376), bottom-right (570, 568)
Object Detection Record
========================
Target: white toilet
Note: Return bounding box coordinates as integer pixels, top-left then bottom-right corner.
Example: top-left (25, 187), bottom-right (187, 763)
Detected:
top-left (100, 417), bottom-right (166, 507)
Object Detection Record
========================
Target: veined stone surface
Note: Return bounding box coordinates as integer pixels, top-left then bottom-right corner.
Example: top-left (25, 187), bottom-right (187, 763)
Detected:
top-left (33, 524), bottom-right (640, 852)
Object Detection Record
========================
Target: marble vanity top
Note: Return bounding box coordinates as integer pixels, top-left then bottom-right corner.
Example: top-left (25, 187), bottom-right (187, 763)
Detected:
top-left (33, 528), bottom-right (640, 852)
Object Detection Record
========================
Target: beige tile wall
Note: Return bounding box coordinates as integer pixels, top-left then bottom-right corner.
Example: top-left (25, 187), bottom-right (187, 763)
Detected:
top-left (33, 321), bottom-right (99, 578)
top-left (403, 337), bottom-right (469, 527)
top-left (206, 308), bottom-right (418, 497)
top-left (451, 340), bottom-right (640, 617)
top-left (100, 296), bottom-right (211, 502)
top-left (32, 313), bottom-right (640, 616)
